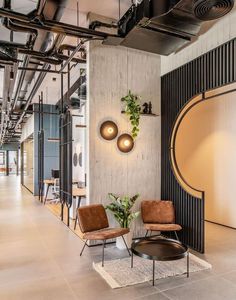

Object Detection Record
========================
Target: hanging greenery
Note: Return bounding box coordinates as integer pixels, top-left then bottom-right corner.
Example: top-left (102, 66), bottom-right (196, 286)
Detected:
top-left (121, 90), bottom-right (141, 139)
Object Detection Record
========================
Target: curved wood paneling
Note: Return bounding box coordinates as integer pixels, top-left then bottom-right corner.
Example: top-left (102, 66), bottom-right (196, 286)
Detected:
top-left (161, 38), bottom-right (236, 253)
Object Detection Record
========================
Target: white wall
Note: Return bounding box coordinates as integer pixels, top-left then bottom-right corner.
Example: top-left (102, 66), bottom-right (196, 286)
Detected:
top-left (72, 106), bottom-right (87, 185)
top-left (20, 115), bottom-right (34, 142)
top-left (88, 42), bottom-right (161, 237)
top-left (161, 9), bottom-right (236, 75)
top-left (175, 88), bottom-right (236, 228)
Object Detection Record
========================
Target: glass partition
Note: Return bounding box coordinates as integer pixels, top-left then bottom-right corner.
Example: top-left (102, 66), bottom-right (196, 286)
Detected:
top-left (8, 151), bottom-right (17, 175)
top-left (0, 151), bottom-right (6, 176)
top-left (21, 135), bottom-right (34, 193)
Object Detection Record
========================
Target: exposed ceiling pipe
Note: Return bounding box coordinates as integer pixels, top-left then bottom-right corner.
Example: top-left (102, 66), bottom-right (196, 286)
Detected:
top-left (1, 0), bottom-right (96, 143)
top-left (18, 48), bottom-right (85, 65)
top-left (0, 8), bottom-right (117, 39)
top-left (3, 0), bottom-right (70, 143)
top-left (11, 56), bottom-right (29, 111)
top-left (17, 66), bottom-right (67, 74)
top-left (0, 63), bottom-right (18, 144)
top-left (59, 44), bottom-right (84, 53)
top-left (59, 39), bottom-right (87, 72)
top-left (13, 63), bottom-right (51, 134)
top-left (0, 40), bottom-right (28, 50)
top-left (2, 19), bottom-right (38, 49)
top-left (0, 0), bottom-right (38, 144)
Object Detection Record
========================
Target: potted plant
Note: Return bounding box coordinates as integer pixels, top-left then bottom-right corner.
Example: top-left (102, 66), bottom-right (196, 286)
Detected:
top-left (121, 90), bottom-right (141, 139)
top-left (106, 193), bottom-right (140, 249)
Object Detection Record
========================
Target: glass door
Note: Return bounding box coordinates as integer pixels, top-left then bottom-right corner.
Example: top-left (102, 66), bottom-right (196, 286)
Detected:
top-left (8, 151), bottom-right (17, 175)
top-left (21, 135), bottom-right (34, 193)
top-left (0, 151), bottom-right (6, 176)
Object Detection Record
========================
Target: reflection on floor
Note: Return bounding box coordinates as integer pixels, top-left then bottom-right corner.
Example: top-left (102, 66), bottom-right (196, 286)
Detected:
top-left (1, 176), bottom-right (236, 300)
top-left (46, 202), bottom-right (83, 239)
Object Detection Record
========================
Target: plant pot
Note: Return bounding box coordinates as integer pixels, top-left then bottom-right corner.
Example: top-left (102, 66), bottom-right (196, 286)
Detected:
top-left (116, 231), bottom-right (133, 250)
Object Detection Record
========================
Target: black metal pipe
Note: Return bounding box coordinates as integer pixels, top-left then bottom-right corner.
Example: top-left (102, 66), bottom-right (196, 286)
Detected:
top-left (17, 66), bottom-right (67, 74)
top-left (55, 53), bottom-right (86, 64)
top-left (2, 0), bottom-right (38, 49)
top-left (18, 49), bottom-right (85, 65)
top-left (0, 40), bottom-right (27, 50)
top-left (11, 56), bottom-right (29, 111)
top-left (2, 19), bottom-right (38, 49)
top-left (59, 44), bottom-right (78, 52)
top-left (13, 63), bottom-right (51, 131)
top-left (89, 20), bottom-right (118, 31)
top-left (58, 44), bottom-right (86, 59)
top-left (0, 8), bottom-right (116, 39)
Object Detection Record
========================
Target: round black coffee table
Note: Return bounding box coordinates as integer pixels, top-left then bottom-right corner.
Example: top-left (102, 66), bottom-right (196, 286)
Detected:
top-left (131, 237), bottom-right (189, 286)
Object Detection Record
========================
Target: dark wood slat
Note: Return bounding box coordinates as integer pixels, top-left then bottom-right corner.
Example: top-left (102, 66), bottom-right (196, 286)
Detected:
top-left (161, 38), bottom-right (236, 253)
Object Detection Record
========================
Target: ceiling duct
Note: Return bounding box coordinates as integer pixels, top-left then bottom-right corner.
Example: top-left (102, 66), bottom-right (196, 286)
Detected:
top-left (104, 0), bottom-right (234, 55)
top-left (193, 0), bottom-right (234, 20)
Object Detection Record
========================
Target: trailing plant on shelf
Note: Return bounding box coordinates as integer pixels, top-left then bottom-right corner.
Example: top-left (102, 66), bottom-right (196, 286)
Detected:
top-left (106, 193), bottom-right (140, 228)
top-left (121, 90), bottom-right (141, 139)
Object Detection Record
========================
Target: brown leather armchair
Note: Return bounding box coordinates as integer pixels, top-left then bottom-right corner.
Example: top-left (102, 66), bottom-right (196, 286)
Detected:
top-left (141, 200), bottom-right (182, 240)
top-left (78, 204), bottom-right (131, 266)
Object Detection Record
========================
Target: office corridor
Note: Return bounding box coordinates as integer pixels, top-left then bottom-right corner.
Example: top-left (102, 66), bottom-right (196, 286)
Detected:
top-left (2, 177), bottom-right (236, 300)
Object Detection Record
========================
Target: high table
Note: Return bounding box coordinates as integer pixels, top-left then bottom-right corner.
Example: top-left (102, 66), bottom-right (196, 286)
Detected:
top-left (44, 179), bottom-right (79, 203)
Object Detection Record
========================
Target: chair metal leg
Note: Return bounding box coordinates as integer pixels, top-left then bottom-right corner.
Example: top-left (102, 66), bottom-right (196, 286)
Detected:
top-left (102, 240), bottom-right (106, 267)
top-left (44, 184), bottom-right (50, 205)
top-left (145, 230), bottom-right (149, 237)
top-left (187, 250), bottom-right (190, 278)
top-left (80, 240), bottom-right (88, 256)
top-left (74, 196), bottom-right (82, 230)
top-left (122, 235), bottom-right (131, 256)
top-left (74, 215), bottom-right (78, 230)
top-left (174, 231), bottom-right (179, 241)
top-left (152, 260), bottom-right (155, 286)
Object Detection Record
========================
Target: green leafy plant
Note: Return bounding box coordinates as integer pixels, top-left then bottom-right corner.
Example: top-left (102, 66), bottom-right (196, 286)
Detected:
top-left (106, 193), bottom-right (140, 228)
top-left (121, 90), bottom-right (141, 139)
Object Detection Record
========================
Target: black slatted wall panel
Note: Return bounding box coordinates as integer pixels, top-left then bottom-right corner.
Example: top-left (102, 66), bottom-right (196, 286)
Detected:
top-left (161, 38), bottom-right (236, 253)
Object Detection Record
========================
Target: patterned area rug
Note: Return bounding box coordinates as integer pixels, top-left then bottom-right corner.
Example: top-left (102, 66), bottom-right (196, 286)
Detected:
top-left (93, 253), bottom-right (211, 288)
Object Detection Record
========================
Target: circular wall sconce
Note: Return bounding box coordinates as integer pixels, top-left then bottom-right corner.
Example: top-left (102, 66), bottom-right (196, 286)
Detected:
top-left (100, 120), bottom-right (118, 141)
top-left (117, 133), bottom-right (134, 153)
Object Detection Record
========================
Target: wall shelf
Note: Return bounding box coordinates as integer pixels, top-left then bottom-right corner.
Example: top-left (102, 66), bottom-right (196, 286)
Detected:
top-left (121, 111), bottom-right (159, 117)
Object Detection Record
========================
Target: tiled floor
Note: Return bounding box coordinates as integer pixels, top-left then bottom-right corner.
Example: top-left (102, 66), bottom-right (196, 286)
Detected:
top-left (1, 176), bottom-right (236, 300)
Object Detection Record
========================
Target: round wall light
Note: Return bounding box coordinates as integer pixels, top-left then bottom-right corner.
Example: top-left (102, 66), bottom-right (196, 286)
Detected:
top-left (100, 120), bottom-right (118, 141)
top-left (117, 133), bottom-right (134, 153)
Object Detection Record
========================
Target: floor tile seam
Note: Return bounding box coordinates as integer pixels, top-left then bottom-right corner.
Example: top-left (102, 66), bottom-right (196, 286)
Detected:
top-left (215, 275), bottom-right (236, 288)
top-left (155, 273), bottom-right (218, 293)
top-left (132, 290), bottom-right (164, 300)
top-left (161, 291), bottom-right (175, 300)
top-left (0, 273), bottom-right (67, 289)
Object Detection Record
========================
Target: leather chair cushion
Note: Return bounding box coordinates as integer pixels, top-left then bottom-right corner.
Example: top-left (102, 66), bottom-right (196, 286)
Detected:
top-left (141, 200), bottom-right (175, 224)
top-left (82, 228), bottom-right (130, 240)
top-left (78, 204), bottom-right (109, 233)
top-left (144, 223), bottom-right (182, 231)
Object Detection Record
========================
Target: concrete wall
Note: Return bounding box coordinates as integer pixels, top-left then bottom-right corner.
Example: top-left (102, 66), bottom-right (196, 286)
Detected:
top-left (161, 9), bottom-right (236, 75)
top-left (88, 42), bottom-right (161, 237)
top-left (20, 114), bottom-right (34, 142)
